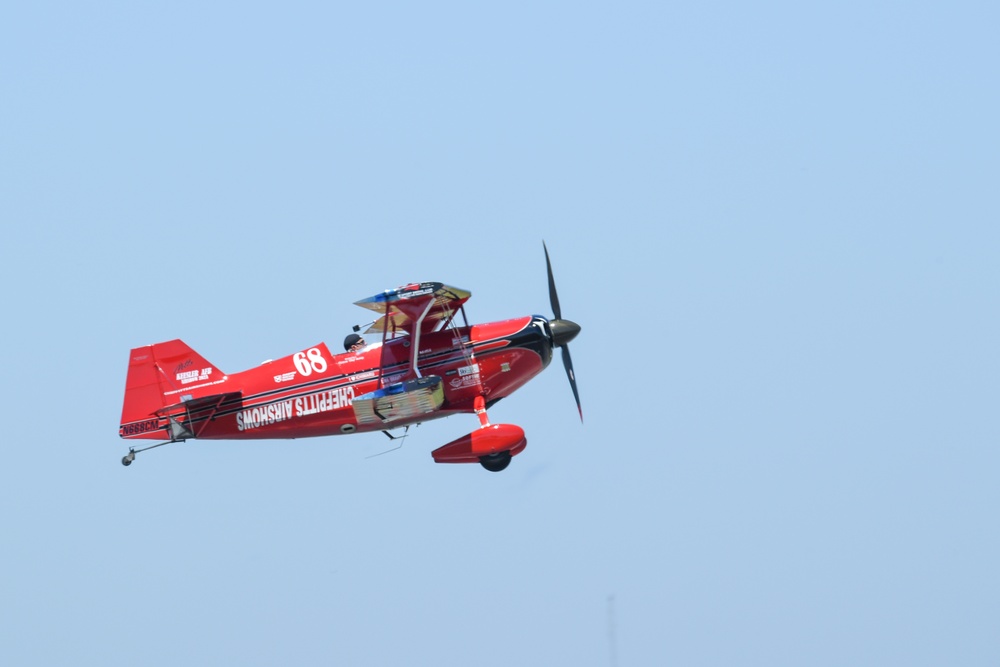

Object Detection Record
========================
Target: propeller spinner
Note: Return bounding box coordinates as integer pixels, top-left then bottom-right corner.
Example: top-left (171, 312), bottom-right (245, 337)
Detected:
top-left (544, 242), bottom-right (583, 422)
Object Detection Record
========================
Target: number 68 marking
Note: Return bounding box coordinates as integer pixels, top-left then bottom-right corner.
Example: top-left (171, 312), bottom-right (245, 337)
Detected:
top-left (293, 348), bottom-right (328, 376)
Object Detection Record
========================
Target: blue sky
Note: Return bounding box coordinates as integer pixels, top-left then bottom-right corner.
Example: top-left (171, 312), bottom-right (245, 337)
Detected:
top-left (2, 2), bottom-right (998, 665)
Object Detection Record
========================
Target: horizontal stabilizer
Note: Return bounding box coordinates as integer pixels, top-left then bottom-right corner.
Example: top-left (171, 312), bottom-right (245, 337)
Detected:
top-left (157, 392), bottom-right (243, 417)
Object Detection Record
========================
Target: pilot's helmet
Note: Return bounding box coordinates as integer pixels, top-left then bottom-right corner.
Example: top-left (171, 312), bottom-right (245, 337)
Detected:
top-left (343, 333), bottom-right (364, 351)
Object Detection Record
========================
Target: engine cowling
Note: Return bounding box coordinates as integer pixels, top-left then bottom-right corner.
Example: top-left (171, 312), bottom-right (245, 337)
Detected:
top-left (431, 424), bottom-right (527, 465)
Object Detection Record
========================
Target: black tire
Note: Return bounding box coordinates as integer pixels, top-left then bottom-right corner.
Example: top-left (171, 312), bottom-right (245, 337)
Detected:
top-left (479, 451), bottom-right (512, 472)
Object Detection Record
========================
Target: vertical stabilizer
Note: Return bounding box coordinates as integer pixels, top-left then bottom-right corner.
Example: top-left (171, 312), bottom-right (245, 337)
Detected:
top-left (119, 340), bottom-right (226, 437)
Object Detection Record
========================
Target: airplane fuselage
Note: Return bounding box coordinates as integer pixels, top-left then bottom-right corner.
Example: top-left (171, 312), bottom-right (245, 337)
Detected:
top-left (120, 315), bottom-right (554, 443)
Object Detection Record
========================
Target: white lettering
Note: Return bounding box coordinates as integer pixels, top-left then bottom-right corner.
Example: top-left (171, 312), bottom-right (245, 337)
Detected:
top-left (294, 348), bottom-right (328, 377)
top-left (176, 367), bottom-right (213, 385)
top-left (236, 400), bottom-right (293, 431)
top-left (294, 387), bottom-right (355, 417)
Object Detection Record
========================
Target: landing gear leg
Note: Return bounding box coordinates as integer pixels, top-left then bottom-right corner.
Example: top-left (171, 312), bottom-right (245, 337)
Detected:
top-left (119, 439), bottom-right (178, 468)
top-left (474, 396), bottom-right (515, 472)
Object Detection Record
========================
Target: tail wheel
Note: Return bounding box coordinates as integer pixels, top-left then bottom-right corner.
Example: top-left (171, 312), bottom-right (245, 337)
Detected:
top-left (479, 451), bottom-right (512, 472)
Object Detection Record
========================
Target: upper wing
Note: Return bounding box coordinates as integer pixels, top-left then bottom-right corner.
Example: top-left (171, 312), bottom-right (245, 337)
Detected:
top-left (354, 282), bottom-right (471, 336)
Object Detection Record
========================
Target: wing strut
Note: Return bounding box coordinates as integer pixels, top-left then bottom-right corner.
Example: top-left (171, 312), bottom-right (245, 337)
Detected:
top-left (409, 297), bottom-right (436, 379)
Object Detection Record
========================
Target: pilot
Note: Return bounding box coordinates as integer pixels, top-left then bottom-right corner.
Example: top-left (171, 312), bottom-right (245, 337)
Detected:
top-left (343, 333), bottom-right (366, 353)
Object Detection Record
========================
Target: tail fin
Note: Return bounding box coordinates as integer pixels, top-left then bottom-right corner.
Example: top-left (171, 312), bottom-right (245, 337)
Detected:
top-left (120, 340), bottom-right (226, 436)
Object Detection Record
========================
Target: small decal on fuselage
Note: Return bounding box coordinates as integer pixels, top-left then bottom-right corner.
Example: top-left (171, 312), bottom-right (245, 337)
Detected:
top-left (274, 371), bottom-right (296, 383)
top-left (121, 419), bottom-right (160, 436)
top-left (176, 367), bottom-right (213, 384)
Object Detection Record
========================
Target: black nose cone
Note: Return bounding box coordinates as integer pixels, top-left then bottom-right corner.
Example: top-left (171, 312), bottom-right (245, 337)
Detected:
top-left (550, 319), bottom-right (581, 347)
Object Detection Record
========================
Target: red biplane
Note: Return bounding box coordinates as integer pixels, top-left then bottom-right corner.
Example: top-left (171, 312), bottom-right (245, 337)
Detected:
top-left (118, 244), bottom-right (581, 471)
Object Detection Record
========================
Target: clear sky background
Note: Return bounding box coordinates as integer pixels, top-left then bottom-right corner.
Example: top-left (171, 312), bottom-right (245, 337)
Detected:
top-left (2, 1), bottom-right (998, 665)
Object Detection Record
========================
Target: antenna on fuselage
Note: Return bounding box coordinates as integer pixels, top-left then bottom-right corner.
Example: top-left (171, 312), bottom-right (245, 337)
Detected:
top-left (365, 426), bottom-right (411, 459)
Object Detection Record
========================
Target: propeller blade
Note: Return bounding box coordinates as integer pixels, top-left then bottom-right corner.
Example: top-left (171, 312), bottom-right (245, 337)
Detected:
top-left (544, 241), bottom-right (582, 422)
top-left (544, 241), bottom-right (562, 320)
top-left (561, 345), bottom-right (583, 422)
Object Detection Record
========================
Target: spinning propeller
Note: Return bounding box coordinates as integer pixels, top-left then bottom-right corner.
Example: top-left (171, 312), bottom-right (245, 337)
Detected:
top-left (544, 242), bottom-right (583, 422)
